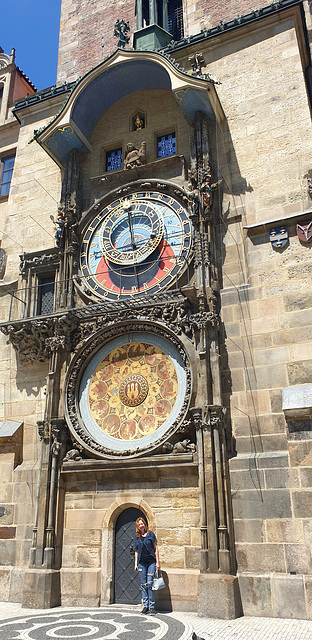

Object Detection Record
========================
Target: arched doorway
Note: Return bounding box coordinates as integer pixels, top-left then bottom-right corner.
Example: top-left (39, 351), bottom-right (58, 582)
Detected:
top-left (114, 507), bottom-right (147, 604)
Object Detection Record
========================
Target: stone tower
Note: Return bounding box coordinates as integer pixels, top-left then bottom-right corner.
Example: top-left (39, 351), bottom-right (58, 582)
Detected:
top-left (0, 0), bottom-right (312, 620)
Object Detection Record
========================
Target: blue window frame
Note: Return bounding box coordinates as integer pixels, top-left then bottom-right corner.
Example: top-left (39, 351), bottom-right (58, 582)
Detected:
top-left (0, 155), bottom-right (15, 197)
top-left (106, 148), bottom-right (123, 172)
top-left (157, 133), bottom-right (176, 158)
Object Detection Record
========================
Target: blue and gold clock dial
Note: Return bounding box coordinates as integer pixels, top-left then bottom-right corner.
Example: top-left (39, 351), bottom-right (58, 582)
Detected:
top-left (79, 190), bottom-right (192, 301)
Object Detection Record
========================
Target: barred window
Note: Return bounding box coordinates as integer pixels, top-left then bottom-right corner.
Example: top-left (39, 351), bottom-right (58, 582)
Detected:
top-left (157, 133), bottom-right (176, 158)
top-left (37, 276), bottom-right (55, 315)
top-left (106, 148), bottom-right (123, 172)
top-left (167, 0), bottom-right (184, 41)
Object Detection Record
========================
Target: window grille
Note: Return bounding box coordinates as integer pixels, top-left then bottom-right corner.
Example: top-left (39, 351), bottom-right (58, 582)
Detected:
top-left (106, 148), bottom-right (123, 172)
top-left (157, 133), bottom-right (176, 158)
top-left (38, 276), bottom-right (55, 315)
top-left (167, 0), bottom-right (184, 41)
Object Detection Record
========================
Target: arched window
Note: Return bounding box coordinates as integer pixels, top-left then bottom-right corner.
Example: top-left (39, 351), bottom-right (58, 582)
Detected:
top-left (0, 86), bottom-right (3, 115)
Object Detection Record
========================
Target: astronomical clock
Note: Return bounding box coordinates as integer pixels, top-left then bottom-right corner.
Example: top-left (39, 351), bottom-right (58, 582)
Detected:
top-left (79, 189), bottom-right (192, 301)
top-left (66, 183), bottom-right (194, 459)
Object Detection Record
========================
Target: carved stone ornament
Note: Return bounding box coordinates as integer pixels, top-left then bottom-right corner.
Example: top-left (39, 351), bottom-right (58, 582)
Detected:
top-left (19, 252), bottom-right (60, 276)
top-left (1, 313), bottom-right (78, 364)
top-left (65, 322), bottom-right (192, 459)
top-left (73, 301), bottom-right (220, 352)
top-left (124, 141), bottom-right (146, 169)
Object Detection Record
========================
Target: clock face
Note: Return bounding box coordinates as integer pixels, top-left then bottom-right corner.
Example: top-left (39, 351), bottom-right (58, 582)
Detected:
top-left (78, 332), bottom-right (187, 453)
top-left (79, 190), bottom-right (192, 301)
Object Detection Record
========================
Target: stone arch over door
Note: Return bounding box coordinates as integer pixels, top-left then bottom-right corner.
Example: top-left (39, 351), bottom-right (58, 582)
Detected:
top-left (101, 498), bottom-right (155, 606)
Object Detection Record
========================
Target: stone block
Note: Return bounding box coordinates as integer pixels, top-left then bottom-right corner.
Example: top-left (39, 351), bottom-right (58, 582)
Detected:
top-left (66, 509), bottom-right (105, 529)
top-left (197, 574), bottom-right (242, 619)
top-left (9, 568), bottom-right (25, 602)
top-left (60, 568), bottom-right (82, 596)
top-left (22, 569), bottom-right (61, 608)
top-left (234, 519), bottom-right (265, 543)
top-left (289, 441), bottom-right (312, 467)
top-left (265, 468), bottom-right (299, 489)
top-left (293, 491), bottom-right (312, 518)
top-left (81, 569), bottom-right (101, 597)
top-left (270, 390), bottom-right (283, 413)
top-left (230, 469), bottom-right (265, 491)
top-left (235, 434), bottom-right (288, 454)
top-left (65, 495), bottom-right (93, 509)
top-left (160, 545), bottom-right (185, 568)
top-left (172, 493), bottom-right (199, 508)
top-left (272, 574), bottom-right (307, 619)
top-left (160, 477), bottom-right (181, 488)
top-left (305, 577), bottom-right (312, 620)
top-left (0, 539), bottom-right (17, 565)
top-left (185, 546), bottom-right (200, 569)
top-left (238, 574), bottom-right (273, 617)
top-left (157, 527), bottom-right (190, 545)
top-left (0, 568), bottom-right (11, 601)
top-left (244, 364), bottom-right (288, 390)
top-left (62, 546), bottom-right (77, 568)
top-left (230, 452), bottom-right (289, 470)
top-left (300, 468), bottom-right (312, 487)
top-left (236, 543), bottom-right (286, 572)
top-left (154, 510), bottom-right (183, 528)
top-left (288, 361), bottom-right (312, 385)
top-left (266, 519), bottom-right (303, 543)
top-left (182, 509), bottom-right (200, 527)
top-left (285, 544), bottom-right (312, 574)
top-left (63, 528), bottom-right (102, 546)
top-left (0, 504), bottom-right (14, 525)
top-left (76, 546), bottom-right (101, 568)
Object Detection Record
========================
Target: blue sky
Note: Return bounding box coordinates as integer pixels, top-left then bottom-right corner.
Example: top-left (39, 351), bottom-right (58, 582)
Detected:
top-left (1, 0), bottom-right (62, 91)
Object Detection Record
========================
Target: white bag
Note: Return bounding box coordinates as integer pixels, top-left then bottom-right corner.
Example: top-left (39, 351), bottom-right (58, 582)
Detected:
top-left (152, 569), bottom-right (166, 591)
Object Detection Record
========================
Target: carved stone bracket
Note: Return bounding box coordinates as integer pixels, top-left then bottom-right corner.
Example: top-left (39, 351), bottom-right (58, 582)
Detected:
top-left (204, 405), bottom-right (227, 430)
top-left (37, 420), bottom-right (50, 443)
top-left (1, 312), bottom-right (78, 364)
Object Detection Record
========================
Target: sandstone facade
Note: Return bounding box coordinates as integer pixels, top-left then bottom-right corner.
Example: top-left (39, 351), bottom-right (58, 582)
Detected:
top-left (0, 0), bottom-right (311, 620)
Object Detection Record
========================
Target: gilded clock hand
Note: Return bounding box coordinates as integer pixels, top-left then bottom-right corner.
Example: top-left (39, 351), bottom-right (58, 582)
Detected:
top-left (123, 199), bottom-right (137, 251)
top-left (123, 199), bottom-right (140, 290)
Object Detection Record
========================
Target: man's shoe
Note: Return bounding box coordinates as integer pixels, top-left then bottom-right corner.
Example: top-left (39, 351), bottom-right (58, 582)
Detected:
top-left (141, 607), bottom-right (149, 614)
top-left (148, 609), bottom-right (156, 615)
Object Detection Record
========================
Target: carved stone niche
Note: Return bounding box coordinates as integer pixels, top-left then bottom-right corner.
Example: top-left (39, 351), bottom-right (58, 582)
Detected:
top-left (64, 321), bottom-right (192, 461)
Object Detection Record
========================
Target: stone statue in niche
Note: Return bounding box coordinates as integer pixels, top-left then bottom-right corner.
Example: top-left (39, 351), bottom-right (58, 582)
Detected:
top-left (199, 173), bottom-right (223, 212)
top-left (134, 113), bottom-right (144, 130)
top-left (124, 141), bottom-right (146, 169)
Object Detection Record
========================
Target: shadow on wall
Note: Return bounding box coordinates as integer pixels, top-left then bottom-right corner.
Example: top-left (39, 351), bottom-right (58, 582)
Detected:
top-left (154, 570), bottom-right (173, 612)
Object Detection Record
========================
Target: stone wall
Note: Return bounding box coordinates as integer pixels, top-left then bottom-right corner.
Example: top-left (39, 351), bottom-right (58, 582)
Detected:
top-left (60, 465), bottom-right (200, 610)
top-left (56, 0), bottom-right (276, 84)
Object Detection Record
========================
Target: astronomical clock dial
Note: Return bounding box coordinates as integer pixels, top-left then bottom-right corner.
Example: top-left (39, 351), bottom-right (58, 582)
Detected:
top-left (78, 332), bottom-right (188, 454)
top-left (79, 190), bottom-right (192, 301)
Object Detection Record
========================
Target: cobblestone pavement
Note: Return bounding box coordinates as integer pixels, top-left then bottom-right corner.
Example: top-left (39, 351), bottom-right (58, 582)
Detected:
top-left (0, 603), bottom-right (311, 640)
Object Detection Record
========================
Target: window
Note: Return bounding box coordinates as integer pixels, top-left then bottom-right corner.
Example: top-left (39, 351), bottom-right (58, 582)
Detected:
top-left (37, 275), bottom-right (55, 315)
top-left (157, 133), bottom-right (176, 158)
top-left (0, 155), bottom-right (15, 197)
top-left (106, 148), bottom-right (123, 172)
top-left (168, 0), bottom-right (184, 41)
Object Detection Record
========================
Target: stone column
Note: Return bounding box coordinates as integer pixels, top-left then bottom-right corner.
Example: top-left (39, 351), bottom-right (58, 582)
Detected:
top-left (22, 335), bottom-right (68, 608)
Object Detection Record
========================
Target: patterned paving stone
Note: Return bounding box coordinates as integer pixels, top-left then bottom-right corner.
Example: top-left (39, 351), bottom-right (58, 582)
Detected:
top-left (0, 609), bottom-right (193, 640)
